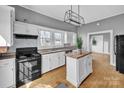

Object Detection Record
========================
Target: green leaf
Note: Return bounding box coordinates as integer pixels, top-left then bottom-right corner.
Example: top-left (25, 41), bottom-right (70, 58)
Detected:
top-left (76, 36), bottom-right (83, 49)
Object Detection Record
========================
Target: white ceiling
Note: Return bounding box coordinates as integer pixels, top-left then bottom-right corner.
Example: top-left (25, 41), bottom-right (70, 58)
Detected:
top-left (22, 5), bottom-right (124, 24)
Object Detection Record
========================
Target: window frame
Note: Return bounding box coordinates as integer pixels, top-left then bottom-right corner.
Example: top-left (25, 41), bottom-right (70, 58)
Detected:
top-left (38, 27), bottom-right (77, 48)
top-left (54, 32), bottom-right (63, 46)
top-left (39, 30), bottom-right (52, 47)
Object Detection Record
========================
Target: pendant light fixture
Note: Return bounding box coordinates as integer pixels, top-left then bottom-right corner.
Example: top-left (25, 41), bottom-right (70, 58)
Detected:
top-left (64, 5), bottom-right (85, 26)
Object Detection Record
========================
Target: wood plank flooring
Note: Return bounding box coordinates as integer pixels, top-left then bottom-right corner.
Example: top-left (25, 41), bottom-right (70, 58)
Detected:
top-left (21, 53), bottom-right (124, 88)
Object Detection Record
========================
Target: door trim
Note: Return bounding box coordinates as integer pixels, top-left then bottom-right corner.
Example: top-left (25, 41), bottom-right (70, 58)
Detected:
top-left (87, 30), bottom-right (114, 66)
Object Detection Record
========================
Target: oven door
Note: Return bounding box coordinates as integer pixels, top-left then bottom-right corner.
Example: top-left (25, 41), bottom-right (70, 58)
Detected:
top-left (17, 59), bottom-right (41, 87)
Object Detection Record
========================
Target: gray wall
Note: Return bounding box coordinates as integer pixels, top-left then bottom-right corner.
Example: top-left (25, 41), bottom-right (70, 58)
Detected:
top-left (10, 5), bottom-right (77, 32)
top-left (78, 13), bottom-right (124, 50)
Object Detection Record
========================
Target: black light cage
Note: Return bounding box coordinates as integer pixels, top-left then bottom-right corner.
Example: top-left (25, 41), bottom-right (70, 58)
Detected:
top-left (64, 10), bottom-right (85, 26)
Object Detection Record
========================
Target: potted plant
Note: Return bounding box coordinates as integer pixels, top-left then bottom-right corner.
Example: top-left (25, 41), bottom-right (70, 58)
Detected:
top-left (76, 36), bottom-right (83, 54)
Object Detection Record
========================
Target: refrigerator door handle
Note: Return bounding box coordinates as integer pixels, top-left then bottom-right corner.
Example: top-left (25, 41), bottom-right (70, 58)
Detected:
top-left (114, 36), bottom-right (116, 55)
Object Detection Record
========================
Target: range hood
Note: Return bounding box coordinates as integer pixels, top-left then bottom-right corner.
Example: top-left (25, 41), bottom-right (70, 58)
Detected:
top-left (15, 34), bottom-right (38, 39)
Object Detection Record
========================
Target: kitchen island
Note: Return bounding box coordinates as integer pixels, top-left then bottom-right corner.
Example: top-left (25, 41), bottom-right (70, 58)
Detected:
top-left (66, 51), bottom-right (92, 87)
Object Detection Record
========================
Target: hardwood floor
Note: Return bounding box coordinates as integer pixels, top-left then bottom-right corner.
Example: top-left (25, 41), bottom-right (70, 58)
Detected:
top-left (21, 53), bottom-right (124, 88)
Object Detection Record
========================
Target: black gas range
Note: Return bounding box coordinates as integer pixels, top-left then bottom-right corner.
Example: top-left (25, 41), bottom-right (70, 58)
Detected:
top-left (16, 47), bottom-right (41, 87)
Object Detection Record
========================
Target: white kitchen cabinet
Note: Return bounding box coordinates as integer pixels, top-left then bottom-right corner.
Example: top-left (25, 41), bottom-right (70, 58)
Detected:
top-left (42, 54), bottom-right (50, 73)
top-left (86, 56), bottom-right (93, 74)
top-left (58, 52), bottom-right (65, 66)
top-left (49, 53), bottom-right (59, 70)
top-left (78, 58), bottom-right (87, 83)
top-left (66, 54), bottom-right (92, 87)
top-left (0, 6), bottom-right (15, 47)
top-left (14, 21), bottom-right (38, 36)
top-left (27, 23), bottom-right (38, 35)
top-left (14, 21), bottom-right (26, 35)
top-left (41, 52), bottom-right (65, 74)
top-left (0, 58), bottom-right (15, 88)
top-left (66, 57), bottom-right (77, 86)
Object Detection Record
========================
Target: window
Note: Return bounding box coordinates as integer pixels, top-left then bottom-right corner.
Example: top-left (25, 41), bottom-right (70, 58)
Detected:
top-left (72, 33), bottom-right (77, 45)
top-left (64, 32), bottom-right (77, 45)
top-left (38, 27), bottom-right (76, 48)
top-left (54, 33), bottom-right (62, 46)
top-left (40, 31), bottom-right (51, 46)
top-left (64, 32), bottom-right (67, 43)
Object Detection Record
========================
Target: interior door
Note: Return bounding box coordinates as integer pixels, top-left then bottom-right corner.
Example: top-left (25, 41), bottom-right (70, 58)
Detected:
top-left (104, 41), bottom-right (109, 54)
top-left (91, 35), bottom-right (104, 53)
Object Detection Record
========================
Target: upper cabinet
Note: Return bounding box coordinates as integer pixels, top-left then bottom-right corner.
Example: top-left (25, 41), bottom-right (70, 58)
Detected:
top-left (0, 6), bottom-right (15, 47)
top-left (14, 21), bottom-right (38, 36)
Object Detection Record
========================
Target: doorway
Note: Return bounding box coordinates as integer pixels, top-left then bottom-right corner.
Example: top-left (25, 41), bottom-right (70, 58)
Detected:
top-left (91, 35), bottom-right (104, 53)
top-left (87, 30), bottom-right (114, 66)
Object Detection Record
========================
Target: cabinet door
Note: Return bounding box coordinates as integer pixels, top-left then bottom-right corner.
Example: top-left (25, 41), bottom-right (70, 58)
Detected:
top-left (14, 21), bottom-right (38, 36)
top-left (0, 6), bottom-right (14, 46)
top-left (86, 55), bottom-right (92, 74)
top-left (42, 54), bottom-right (50, 74)
top-left (78, 58), bottom-right (86, 83)
top-left (27, 24), bottom-right (38, 36)
top-left (0, 58), bottom-right (15, 88)
top-left (59, 52), bottom-right (65, 66)
top-left (14, 21), bottom-right (27, 35)
top-left (50, 53), bottom-right (59, 70)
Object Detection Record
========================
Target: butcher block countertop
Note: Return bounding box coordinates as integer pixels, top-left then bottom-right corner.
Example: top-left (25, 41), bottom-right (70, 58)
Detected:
top-left (66, 51), bottom-right (91, 59)
top-left (0, 52), bottom-right (15, 60)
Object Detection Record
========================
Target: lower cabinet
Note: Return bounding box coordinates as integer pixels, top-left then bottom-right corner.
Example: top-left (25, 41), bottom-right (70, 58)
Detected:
top-left (79, 58), bottom-right (86, 83)
top-left (58, 52), bottom-right (65, 66)
top-left (86, 55), bottom-right (92, 74)
top-left (78, 55), bottom-right (93, 84)
top-left (49, 53), bottom-right (59, 70)
top-left (42, 52), bottom-right (65, 74)
top-left (0, 58), bottom-right (15, 88)
top-left (42, 54), bottom-right (50, 74)
top-left (66, 54), bottom-right (92, 87)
